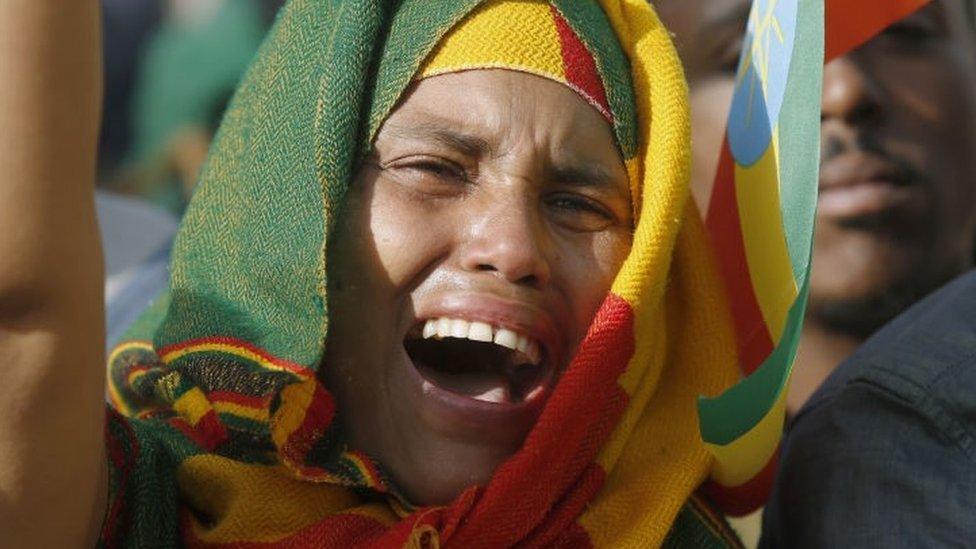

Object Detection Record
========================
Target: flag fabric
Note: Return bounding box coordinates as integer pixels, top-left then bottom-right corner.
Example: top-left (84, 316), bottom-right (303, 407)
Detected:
top-left (695, 0), bottom-right (932, 516)
top-left (825, 0), bottom-right (932, 61)
top-left (101, 1), bottom-right (753, 546)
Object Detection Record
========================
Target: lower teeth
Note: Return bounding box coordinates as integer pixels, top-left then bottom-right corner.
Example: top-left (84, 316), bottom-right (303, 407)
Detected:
top-left (473, 386), bottom-right (510, 403)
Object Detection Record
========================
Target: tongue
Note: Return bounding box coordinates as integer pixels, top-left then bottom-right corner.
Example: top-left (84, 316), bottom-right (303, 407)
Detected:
top-left (417, 362), bottom-right (512, 403)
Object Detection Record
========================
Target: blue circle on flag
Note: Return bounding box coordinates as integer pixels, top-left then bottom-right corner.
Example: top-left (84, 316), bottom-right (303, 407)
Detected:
top-left (727, 0), bottom-right (799, 166)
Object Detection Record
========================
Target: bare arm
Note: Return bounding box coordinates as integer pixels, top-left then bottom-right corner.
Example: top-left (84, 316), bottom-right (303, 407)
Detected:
top-left (0, 1), bottom-right (106, 546)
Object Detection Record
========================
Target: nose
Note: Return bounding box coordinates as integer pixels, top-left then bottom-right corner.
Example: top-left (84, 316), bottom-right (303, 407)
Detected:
top-left (459, 195), bottom-right (552, 288)
top-left (822, 55), bottom-right (881, 125)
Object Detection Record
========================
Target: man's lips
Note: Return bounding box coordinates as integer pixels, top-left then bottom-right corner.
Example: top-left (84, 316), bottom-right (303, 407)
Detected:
top-left (818, 153), bottom-right (919, 220)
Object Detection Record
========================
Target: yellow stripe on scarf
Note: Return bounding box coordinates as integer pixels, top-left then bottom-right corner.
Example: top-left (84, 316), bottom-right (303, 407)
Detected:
top-left (578, 2), bottom-right (741, 546)
top-left (177, 455), bottom-right (397, 544)
top-left (420, 0), bottom-right (565, 82)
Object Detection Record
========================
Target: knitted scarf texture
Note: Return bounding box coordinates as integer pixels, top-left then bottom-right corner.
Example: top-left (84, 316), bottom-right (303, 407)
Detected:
top-left (103, 1), bottom-right (743, 546)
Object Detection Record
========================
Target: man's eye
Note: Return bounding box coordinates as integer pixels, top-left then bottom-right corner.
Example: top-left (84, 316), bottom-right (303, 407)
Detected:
top-left (720, 40), bottom-right (744, 75)
top-left (881, 19), bottom-right (941, 43)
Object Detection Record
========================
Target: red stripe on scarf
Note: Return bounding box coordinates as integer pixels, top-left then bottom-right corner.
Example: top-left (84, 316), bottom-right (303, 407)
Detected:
top-left (279, 382), bottom-right (338, 470)
top-left (705, 139), bottom-right (774, 374)
top-left (344, 450), bottom-right (386, 490)
top-left (168, 415), bottom-right (228, 451)
top-left (550, 5), bottom-right (613, 123)
top-left (101, 408), bottom-right (141, 549)
top-left (159, 336), bottom-right (313, 377)
top-left (520, 464), bottom-right (604, 548)
top-left (380, 488), bottom-right (479, 548)
top-left (209, 391), bottom-right (270, 409)
top-left (446, 293), bottom-right (634, 547)
top-left (125, 364), bottom-right (151, 377)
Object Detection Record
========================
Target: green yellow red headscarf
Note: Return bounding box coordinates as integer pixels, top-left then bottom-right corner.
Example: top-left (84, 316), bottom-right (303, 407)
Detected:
top-left (103, 1), bottom-right (746, 547)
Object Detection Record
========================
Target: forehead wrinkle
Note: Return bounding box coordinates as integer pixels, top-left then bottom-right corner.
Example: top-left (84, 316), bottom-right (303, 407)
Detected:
top-left (384, 118), bottom-right (494, 158)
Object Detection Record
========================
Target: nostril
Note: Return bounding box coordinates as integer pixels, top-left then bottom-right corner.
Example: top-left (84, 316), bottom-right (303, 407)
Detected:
top-left (475, 263), bottom-right (539, 287)
top-left (848, 101), bottom-right (880, 126)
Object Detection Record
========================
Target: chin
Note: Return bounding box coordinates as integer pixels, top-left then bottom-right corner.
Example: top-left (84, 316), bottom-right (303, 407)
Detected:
top-left (809, 257), bottom-right (941, 339)
top-left (808, 237), bottom-right (927, 337)
top-left (389, 438), bottom-right (519, 506)
top-left (808, 292), bottom-right (914, 338)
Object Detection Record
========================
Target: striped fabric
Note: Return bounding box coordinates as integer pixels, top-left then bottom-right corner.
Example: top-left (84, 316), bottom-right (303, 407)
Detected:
top-left (694, 0), bottom-right (932, 516)
top-left (420, 1), bottom-right (615, 122)
top-left (100, 0), bottom-right (811, 546)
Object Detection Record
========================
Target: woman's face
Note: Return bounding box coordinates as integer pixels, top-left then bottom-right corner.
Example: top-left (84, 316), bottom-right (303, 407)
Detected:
top-left (324, 70), bottom-right (632, 505)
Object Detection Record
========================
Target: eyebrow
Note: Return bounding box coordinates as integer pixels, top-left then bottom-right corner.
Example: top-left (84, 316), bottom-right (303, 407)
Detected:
top-left (385, 122), bottom-right (493, 158)
top-left (549, 162), bottom-right (625, 192)
top-left (385, 120), bottom-right (627, 194)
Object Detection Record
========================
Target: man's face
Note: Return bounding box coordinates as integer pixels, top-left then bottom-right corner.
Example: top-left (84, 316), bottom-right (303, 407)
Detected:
top-left (657, 0), bottom-right (976, 336)
top-left (324, 70), bottom-right (632, 506)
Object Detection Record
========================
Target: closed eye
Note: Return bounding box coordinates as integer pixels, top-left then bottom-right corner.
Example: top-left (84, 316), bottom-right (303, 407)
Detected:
top-left (544, 192), bottom-right (618, 232)
top-left (880, 9), bottom-right (945, 45)
top-left (720, 38), bottom-right (744, 75)
top-left (402, 158), bottom-right (468, 182)
top-left (548, 194), bottom-right (610, 215)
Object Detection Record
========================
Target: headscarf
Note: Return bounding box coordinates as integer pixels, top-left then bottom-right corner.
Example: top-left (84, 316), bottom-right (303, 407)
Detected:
top-left (103, 1), bottom-right (743, 547)
top-left (118, 0), bottom-right (269, 214)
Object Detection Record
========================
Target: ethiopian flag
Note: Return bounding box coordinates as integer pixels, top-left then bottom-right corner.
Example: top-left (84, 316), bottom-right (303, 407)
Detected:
top-left (825, 0), bottom-right (932, 60)
top-left (696, 0), bottom-right (932, 516)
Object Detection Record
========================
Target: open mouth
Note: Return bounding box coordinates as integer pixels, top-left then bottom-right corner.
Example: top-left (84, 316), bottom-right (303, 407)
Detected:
top-left (404, 318), bottom-right (551, 405)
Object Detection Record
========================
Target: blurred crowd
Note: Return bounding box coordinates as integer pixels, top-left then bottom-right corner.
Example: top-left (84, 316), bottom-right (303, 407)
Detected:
top-left (96, 0), bottom-right (975, 546)
top-left (99, 0), bottom-right (283, 202)
top-left (96, 0), bottom-right (282, 344)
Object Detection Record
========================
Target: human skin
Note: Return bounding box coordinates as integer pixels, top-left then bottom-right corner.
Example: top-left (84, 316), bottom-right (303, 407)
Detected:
top-left (0, 1), bottom-right (106, 546)
top-left (656, 0), bottom-right (976, 413)
top-left (324, 70), bottom-right (632, 505)
top-left (0, 3), bottom-right (631, 543)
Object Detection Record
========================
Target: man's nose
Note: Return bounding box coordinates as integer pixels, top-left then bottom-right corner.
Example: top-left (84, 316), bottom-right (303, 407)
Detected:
top-left (822, 54), bottom-right (881, 125)
top-left (458, 197), bottom-right (552, 289)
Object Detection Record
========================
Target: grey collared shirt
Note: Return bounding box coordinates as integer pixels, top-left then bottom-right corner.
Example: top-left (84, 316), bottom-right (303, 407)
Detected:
top-left (761, 270), bottom-right (976, 548)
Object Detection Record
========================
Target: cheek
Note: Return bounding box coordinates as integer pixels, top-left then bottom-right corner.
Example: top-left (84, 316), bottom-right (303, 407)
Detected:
top-left (876, 54), bottom-right (976, 141)
top-left (556, 231), bottom-right (632, 340)
top-left (363, 180), bottom-right (455, 293)
top-left (325, 179), bottom-right (450, 380)
top-left (876, 58), bottom-right (976, 212)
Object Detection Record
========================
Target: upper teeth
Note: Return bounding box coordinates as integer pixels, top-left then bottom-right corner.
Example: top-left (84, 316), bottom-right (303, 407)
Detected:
top-left (421, 317), bottom-right (543, 366)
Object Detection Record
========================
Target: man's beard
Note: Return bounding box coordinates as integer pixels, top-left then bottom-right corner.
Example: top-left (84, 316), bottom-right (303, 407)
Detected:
top-left (808, 275), bottom-right (944, 340)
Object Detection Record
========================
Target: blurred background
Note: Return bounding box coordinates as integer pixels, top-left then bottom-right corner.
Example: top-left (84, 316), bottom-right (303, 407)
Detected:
top-left (97, 0), bottom-right (283, 345)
